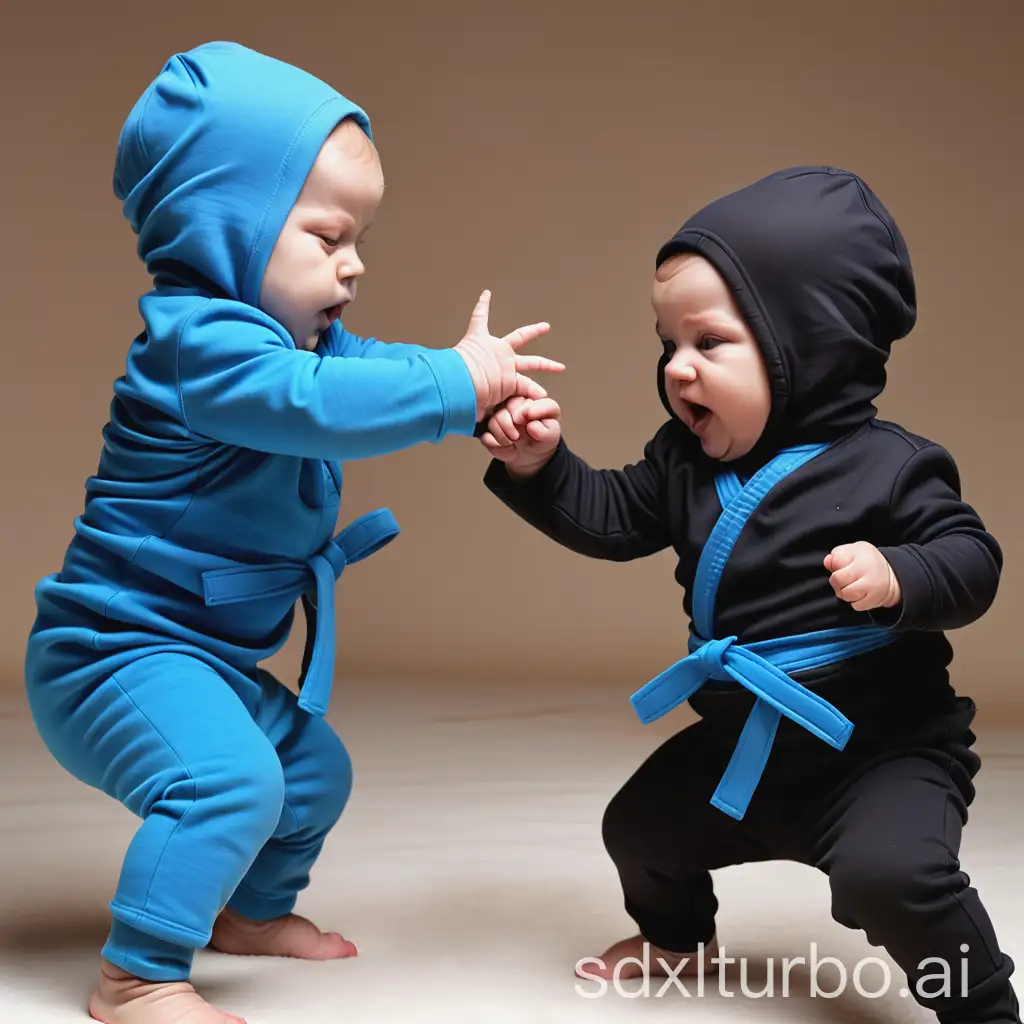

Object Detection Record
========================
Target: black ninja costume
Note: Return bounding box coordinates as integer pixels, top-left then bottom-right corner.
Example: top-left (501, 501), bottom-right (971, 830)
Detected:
top-left (483, 167), bottom-right (1018, 1024)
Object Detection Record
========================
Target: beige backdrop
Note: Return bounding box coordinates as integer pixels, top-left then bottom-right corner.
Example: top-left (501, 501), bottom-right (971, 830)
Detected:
top-left (2, 0), bottom-right (1021, 716)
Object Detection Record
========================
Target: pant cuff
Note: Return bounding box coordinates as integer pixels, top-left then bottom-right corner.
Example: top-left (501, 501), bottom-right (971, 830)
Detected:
top-left (102, 918), bottom-right (195, 982)
top-left (625, 898), bottom-right (716, 954)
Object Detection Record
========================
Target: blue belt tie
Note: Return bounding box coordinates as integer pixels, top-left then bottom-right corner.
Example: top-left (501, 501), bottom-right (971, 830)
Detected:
top-left (628, 443), bottom-right (894, 820)
top-left (199, 508), bottom-right (400, 716)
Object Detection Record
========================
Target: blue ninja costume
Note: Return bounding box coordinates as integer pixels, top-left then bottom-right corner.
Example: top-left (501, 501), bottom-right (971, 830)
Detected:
top-left (25, 41), bottom-right (478, 981)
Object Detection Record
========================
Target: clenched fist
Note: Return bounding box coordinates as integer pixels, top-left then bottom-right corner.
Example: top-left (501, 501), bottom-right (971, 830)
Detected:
top-left (824, 541), bottom-right (901, 612)
top-left (479, 394), bottom-right (562, 480)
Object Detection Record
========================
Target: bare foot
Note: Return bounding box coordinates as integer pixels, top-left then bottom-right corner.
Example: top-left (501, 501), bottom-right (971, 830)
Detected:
top-left (209, 906), bottom-right (357, 961)
top-left (575, 932), bottom-right (720, 981)
top-left (89, 958), bottom-right (245, 1024)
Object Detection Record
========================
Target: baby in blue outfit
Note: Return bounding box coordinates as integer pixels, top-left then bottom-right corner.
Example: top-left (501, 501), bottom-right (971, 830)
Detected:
top-left (25, 41), bottom-right (560, 1024)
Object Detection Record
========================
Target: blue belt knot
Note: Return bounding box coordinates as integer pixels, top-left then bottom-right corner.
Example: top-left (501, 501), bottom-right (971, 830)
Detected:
top-left (199, 508), bottom-right (400, 716)
top-left (627, 442), bottom-right (896, 820)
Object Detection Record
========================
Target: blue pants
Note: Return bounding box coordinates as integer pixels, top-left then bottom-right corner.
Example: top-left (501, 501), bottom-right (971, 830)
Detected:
top-left (27, 652), bottom-right (352, 981)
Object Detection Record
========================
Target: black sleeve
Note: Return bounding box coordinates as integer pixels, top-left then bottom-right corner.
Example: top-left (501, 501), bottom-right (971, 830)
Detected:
top-left (870, 443), bottom-right (1002, 631)
top-left (482, 428), bottom-right (674, 561)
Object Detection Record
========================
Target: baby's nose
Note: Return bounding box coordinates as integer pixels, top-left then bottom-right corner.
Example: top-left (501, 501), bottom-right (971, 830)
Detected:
top-left (339, 252), bottom-right (365, 281)
top-left (665, 353), bottom-right (697, 381)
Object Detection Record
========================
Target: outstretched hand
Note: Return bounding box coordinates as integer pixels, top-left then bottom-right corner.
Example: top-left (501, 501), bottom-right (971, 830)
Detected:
top-left (455, 291), bottom-right (563, 419)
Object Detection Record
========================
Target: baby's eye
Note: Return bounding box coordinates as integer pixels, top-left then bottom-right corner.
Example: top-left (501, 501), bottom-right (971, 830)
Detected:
top-left (319, 235), bottom-right (341, 248)
top-left (698, 334), bottom-right (725, 350)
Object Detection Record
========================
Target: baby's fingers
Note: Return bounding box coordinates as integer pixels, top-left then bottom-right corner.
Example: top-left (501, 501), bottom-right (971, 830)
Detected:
top-left (479, 431), bottom-right (516, 461)
top-left (512, 374), bottom-right (549, 401)
top-left (836, 578), bottom-right (871, 604)
top-left (504, 396), bottom-right (532, 425)
top-left (502, 322), bottom-right (551, 350)
top-left (824, 544), bottom-right (856, 572)
top-left (514, 353), bottom-right (565, 374)
top-left (828, 563), bottom-right (863, 596)
top-left (487, 407), bottom-right (519, 445)
top-left (519, 398), bottom-right (561, 423)
top-left (466, 290), bottom-right (491, 335)
top-left (525, 418), bottom-right (561, 443)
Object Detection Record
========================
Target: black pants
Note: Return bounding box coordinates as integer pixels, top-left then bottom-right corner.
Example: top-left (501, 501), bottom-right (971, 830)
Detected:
top-left (601, 704), bottom-right (1018, 1023)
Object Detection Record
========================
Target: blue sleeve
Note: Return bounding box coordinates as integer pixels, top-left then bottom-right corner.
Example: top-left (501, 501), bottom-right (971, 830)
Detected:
top-left (173, 301), bottom-right (478, 460)
top-left (320, 322), bottom-right (428, 362)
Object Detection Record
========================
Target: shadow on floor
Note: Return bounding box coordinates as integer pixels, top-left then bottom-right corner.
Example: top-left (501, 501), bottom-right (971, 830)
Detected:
top-left (0, 880), bottom-right (923, 1024)
top-left (0, 902), bottom-right (248, 1012)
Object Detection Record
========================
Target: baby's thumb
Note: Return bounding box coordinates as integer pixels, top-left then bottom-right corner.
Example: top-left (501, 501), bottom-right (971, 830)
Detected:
top-left (825, 545), bottom-right (854, 571)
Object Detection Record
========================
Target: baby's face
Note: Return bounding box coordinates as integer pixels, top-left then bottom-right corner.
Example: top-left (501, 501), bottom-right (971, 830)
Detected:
top-left (261, 118), bottom-right (384, 350)
top-left (652, 254), bottom-right (771, 461)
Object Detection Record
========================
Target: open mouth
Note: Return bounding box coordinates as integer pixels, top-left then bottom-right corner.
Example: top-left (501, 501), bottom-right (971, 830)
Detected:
top-left (324, 302), bottom-right (346, 322)
top-left (684, 400), bottom-right (712, 431)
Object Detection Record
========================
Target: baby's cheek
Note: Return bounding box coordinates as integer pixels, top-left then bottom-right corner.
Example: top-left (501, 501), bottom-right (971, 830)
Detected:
top-left (666, 393), bottom-right (687, 422)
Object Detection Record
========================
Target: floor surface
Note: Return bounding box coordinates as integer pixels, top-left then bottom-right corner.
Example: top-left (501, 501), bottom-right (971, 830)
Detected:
top-left (2, 680), bottom-right (1021, 1023)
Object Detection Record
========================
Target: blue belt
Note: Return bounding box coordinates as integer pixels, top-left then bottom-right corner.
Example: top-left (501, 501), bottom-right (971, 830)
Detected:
top-left (199, 508), bottom-right (400, 716)
top-left (629, 443), bottom-right (895, 820)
